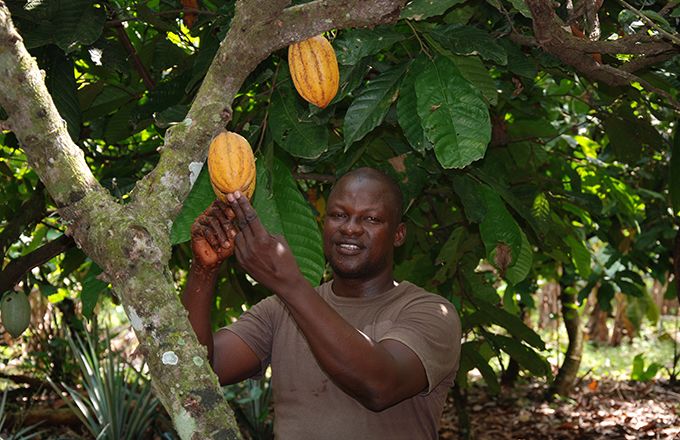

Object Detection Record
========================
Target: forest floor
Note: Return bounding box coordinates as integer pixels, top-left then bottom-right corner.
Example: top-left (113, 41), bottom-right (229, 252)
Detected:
top-left (2, 377), bottom-right (680, 439)
top-left (438, 379), bottom-right (680, 440)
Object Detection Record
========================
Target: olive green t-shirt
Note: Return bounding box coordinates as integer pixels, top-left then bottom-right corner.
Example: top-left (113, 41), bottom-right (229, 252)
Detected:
top-left (226, 280), bottom-right (461, 440)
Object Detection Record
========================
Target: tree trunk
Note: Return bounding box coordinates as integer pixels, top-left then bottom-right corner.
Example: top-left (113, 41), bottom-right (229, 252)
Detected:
top-left (0, 1), bottom-right (407, 438)
top-left (548, 283), bottom-right (583, 397)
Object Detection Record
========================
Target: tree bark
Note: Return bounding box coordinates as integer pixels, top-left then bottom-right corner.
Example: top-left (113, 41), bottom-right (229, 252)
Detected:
top-left (0, 1), bottom-right (406, 438)
top-left (548, 283), bottom-right (583, 397)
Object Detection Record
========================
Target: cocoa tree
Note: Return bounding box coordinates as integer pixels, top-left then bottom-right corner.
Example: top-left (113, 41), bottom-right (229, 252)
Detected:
top-left (1, 1), bottom-right (679, 437)
top-left (0, 0), bottom-right (407, 437)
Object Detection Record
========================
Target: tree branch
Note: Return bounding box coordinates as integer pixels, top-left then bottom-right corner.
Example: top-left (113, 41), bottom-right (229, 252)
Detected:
top-left (0, 234), bottom-right (74, 293)
top-left (111, 17), bottom-right (156, 90)
top-left (525, 0), bottom-right (680, 111)
top-left (129, 0), bottom-right (406, 224)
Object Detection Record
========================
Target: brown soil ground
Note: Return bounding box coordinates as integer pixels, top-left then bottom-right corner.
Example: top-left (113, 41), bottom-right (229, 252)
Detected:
top-left (438, 379), bottom-right (680, 440)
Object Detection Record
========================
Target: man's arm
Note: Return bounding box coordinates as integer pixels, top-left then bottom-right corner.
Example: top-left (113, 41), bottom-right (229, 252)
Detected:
top-left (227, 192), bottom-right (430, 411)
top-left (181, 200), bottom-right (262, 385)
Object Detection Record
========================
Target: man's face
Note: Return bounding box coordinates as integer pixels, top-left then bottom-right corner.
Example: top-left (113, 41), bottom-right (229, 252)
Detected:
top-left (323, 175), bottom-right (405, 280)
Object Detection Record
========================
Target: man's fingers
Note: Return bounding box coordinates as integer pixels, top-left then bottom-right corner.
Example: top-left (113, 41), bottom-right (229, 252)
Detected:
top-left (215, 200), bottom-right (236, 221)
top-left (208, 216), bottom-right (228, 244)
top-left (230, 192), bottom-right (267, 236)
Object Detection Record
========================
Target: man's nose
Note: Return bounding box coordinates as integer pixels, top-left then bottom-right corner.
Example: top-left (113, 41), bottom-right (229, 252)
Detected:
top-left (339, 217), bottom-right (363, 235)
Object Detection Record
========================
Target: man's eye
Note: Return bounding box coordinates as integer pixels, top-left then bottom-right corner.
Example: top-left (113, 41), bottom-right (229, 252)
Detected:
top-left (330, 212), bottom-right (346, 219)
top-left (365, 216), bottom-right (380, 223)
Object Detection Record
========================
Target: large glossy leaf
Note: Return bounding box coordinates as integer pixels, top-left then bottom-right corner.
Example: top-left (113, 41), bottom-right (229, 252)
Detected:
top-left (487, 334), bottom-right (550, 377)
top-left (505, 229), bottom-right (533, 285)
top-left (415, 56), bottom-right (490, 169)
top-left (565, 235), bottom-right (592, 278)
top-left (344, 63), bottom-right (408, 149)
top-left (426, 24), bottom-right (507, 65)
top-left (331, 58), bottom-right (371, 105)
top-left (397, 56), bottom-right (431, 154)
top-left (171, 164), bottom-right (214, 245)
top-left (478, 186), bottom-right (523, 268)
top-left (476, 299), bottom-right (545, 349)
top-left (269, 79), bottom-right (329, 159)
top-left (448, 54), bottom-right (498, 106)
top-left (252, 159), bottom-right (325, 285)
top-left (452, 175), bottom-right (486, 223)
top-left (8, 0), bottom-right (106, 52)
top-left (603, 115), bottom-right (643, 164)
top-left (460, 342), bottom-right (500, 393)
top-left (81, 263), bottom-right (109, 319)
top-left (401, 0), bottom-right (467, 20)
top-left (104, 103), bottom-right (135, 143)
top-left (334, 26), bottom-right (407, 65)
top-left (43, 48), bottom-right (80, 142)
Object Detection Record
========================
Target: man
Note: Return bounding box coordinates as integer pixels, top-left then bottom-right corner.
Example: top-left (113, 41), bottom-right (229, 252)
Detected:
top-left (182, 167), bottom-right (461, 439)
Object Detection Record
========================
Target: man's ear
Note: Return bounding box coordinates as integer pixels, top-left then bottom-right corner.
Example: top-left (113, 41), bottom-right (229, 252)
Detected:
top-left (393, 222), bottom-right (406, 247)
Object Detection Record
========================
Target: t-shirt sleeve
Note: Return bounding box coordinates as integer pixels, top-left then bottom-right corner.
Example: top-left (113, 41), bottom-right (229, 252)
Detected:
top-left (224, 295), bottom-right (283, 373)
top-left (378, 296), bottom-right (462, 394)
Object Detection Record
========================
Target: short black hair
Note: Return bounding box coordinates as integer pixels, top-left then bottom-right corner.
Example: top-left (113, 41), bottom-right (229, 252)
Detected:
top-left (334, 167), bottom-right (404, 223)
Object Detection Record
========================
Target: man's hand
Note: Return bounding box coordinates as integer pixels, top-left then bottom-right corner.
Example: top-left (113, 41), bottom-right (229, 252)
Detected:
top-left (190, 200), bottom-right (238, 271)
top-left (227, 191), bottom-right (305, 295)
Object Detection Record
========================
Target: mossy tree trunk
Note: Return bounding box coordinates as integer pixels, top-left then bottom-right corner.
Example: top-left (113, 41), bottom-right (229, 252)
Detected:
top-left (0, 1), bottom-right (406, 438)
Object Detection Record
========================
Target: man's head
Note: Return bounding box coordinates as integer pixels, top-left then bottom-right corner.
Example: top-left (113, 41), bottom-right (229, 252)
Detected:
top-left (323, 167), bottom-right (406, 280)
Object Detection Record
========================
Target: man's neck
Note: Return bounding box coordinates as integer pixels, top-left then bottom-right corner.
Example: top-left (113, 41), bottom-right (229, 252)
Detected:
top-left (330, 272), bottom-right (397, 298)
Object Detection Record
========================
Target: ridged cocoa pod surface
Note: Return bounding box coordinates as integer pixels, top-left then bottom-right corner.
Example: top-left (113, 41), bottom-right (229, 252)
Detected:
top-left (288, 35), bottom-right (339, 109)
top-left (1, 291), bottom-right (31, 338)
top-left (207, 131), bottom-right (256, 202)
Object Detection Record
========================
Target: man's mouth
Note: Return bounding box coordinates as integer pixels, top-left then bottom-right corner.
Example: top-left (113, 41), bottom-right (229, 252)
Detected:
top-left (335, 241), bottom-right (363, 254)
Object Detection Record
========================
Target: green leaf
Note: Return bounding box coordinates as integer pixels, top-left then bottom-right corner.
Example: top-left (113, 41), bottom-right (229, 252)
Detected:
top-left (565, 235), bottom-right (592, 278)
top-left (81, 263), bottom-right (108, 318)
top-left (44, 48), bottom-right (80, 142)
top-left (334, 26), bottom-right (407, 65)
top-left (331, 58), bottom-right (370, 104)
top-left (476, 299), bottom-right (545, 349)
top-left (426, 24), bottom-right (507, 65)
top-left (344, 63), bottom-right (408, 149)
top-left (104, 103), bottom-right (135, 143)
top-left (504, 0), bottom-right (531, 18)
top-left (505, 229), bottom-right (533, 285)
top-left (487, 334), bottom-right (550, 377)
top-left (269, 80), bottom-right (329, 159)
top-left (397, 56), bottom-right (431, 154)
top-left (252, 159), bottom-right (325, 285)
top-left (670, 127), bottom-right (680, 214)
top-left (451, 175), bottom-right (486, 223)
top-left (12, 0), bottom-right (105, 51)
top-left (461, 342), bottom-right (500, 393)
top-left (603, 116), bottom-right (643, 164)
top-left (500, 39), bottom-right (537, 79)
top-left (448, 54), bottom-right (498, 106)
top-left (401, 0), bottom-right (467, 20)
top-left (171, 164), bottom-right (214, 245)
top-left (415, 56), bottom-right (490, 169)
top-left (479, 186), bottom-right (522, 269)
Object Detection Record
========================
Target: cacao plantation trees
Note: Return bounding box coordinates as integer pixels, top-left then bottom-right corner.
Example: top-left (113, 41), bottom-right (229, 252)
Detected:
top-left (0, 0), bottom-right (679, 437)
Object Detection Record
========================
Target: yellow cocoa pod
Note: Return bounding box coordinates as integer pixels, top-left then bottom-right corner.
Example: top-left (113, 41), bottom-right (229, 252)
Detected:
top-left (288, 35), bottom-right (339, 109)
top-left (207, 131), bottom-right (256, 201)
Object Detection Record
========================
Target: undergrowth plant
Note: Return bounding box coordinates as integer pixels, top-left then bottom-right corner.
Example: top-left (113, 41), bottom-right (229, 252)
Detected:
top-left (49, 329), bottom-right (159, 440)
top-left (0, 390), bottom-right (43, 440)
